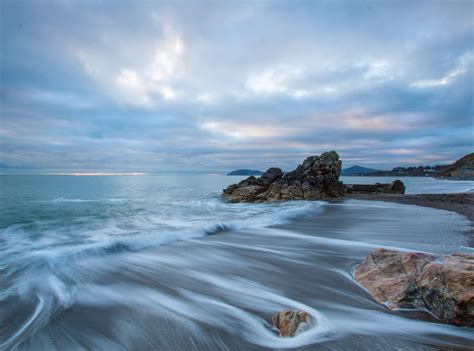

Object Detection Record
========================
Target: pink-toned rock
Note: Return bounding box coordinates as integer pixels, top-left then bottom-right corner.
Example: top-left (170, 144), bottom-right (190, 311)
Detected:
top-left (355, 248), bottom-right (474, 326)
top-left (272, 309), bottom-right (313, 337)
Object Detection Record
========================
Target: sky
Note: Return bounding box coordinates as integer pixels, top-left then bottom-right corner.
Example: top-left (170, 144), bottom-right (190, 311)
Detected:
top-left (0, 0), bottom-right (473, 174)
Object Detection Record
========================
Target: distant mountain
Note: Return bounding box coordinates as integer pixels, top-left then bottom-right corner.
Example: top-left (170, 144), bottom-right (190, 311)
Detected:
top-left (227, 169), bottom-right (264, 176)
top-left (435, 153), bottom-right (474, 180)
top-left (342, 165), bottom-right (380, 176)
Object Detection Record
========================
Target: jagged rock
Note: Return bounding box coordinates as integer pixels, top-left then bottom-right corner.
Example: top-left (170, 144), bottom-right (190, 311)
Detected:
top-left (223, 151), bottom-right (345, 202)
top-left (272, 309), bottom-right (313, 337)
top-left (355, 248), bottom-right (474, 326)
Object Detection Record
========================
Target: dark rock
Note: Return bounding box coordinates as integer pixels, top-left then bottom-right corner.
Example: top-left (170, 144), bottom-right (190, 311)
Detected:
top-left (389, 179), bottom-right (405, 193)
top-left (222, 151), bottom-right (344, 202)
top-left (345, 180), bottom-right (405, 194)
top-left (355, 248), bottom-right (474, 326)
top-left (261, 167), bottom-right (284, 182)
top-left (272, 309), bottom-right (313, 337)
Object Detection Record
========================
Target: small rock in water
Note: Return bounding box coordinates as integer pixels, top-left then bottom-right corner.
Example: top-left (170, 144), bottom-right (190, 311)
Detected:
top-left (272, 309), bottom-right (313, 337)
top-left (355, 248), bottom-right (474, 326)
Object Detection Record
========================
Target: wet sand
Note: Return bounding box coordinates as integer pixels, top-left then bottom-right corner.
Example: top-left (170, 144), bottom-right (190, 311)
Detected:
top-left (8, 200), bottom-right (473, 350)
top-left (342, 193), bottom-right (474, 245)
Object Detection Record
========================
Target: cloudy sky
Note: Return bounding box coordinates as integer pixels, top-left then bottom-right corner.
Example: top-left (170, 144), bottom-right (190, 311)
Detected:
top-left (1, 0), bottom-right (473, 174)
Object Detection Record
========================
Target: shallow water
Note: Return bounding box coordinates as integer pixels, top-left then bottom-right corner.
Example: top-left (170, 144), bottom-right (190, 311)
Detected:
top-left (1, 175), bottom-right (473, 350)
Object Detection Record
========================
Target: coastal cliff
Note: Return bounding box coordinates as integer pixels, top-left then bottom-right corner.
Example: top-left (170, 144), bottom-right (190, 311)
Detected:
top-left (435, 153), bottom-right (474, 180)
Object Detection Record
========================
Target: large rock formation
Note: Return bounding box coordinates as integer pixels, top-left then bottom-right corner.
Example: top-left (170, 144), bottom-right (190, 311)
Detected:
top-left (355, 248), bottom-right (474, 326)
top-left (223, 151), bottom-right (345, 202)
top-left (272, 309), bottom-right (313, 337)
top-left (435, 153), bottom-right (474, 180)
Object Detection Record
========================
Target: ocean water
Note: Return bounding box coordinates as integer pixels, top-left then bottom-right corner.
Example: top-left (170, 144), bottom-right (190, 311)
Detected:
top-left (1, 175), bottom-right (473, 350)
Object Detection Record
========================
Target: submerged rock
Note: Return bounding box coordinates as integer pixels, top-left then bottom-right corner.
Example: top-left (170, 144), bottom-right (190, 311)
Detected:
top-left (223, 151), bottom-right (345, 202)
top-left (355, 248), bottom-right (474, 326)
top-left (272, 309), bottom-right (313, 337)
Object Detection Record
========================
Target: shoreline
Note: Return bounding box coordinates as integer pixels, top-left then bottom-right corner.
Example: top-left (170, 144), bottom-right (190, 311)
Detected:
top-left (337, 192), bottom-right (474, 246)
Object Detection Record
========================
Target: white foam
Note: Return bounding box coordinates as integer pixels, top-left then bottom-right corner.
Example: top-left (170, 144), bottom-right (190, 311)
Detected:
top-left (18, 199), bottom-right (323, 266)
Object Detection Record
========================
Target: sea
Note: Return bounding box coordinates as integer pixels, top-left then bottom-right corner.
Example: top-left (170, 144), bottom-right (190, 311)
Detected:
top-left (1, 175), bottom-right (473, 350)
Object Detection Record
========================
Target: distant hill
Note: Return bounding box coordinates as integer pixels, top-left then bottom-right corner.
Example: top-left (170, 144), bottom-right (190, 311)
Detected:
top-left (359, 165), bottom-right (445, 177)
top-left (227, 169), bottom-right (264, 176)
top-left (342, 165), bottom-right (380, 176)
top-left (436, 153), bottom-right (474, 180)
top-left (340, 153), bottom-right (473, 180)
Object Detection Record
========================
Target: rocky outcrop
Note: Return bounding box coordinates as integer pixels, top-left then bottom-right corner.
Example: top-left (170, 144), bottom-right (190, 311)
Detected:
top-left (223, 151), bottom-right (345, 202)
top-left (345, 180), bottom-right (405, 194)
top-left (355, 248), bottom-right (474, 326)
top-left (435, 153), bottom-right (474, 180)
top-left (272, 309), bottom-right (313, 337)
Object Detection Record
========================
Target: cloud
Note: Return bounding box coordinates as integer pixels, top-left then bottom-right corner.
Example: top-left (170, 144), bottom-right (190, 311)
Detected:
top-left (200, 120), bottom-right (296, 140)
top-left (246, 65), bottom-right (304, 96)
top-left (411, 52), bottom-right (473, 88)
top-left (72, 22), bottom-right (186, 107)
top-left (0, 0), bottom-right (472, 173)
top-left (148, 30), bottom-right (185, 81)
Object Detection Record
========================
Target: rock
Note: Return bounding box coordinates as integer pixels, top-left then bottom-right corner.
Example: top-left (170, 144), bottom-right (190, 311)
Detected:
top-left (355, 248), bottom-right (474, 326)
top-left (272, 309), bottom-right (313, 337)
top-left (389, 179), bottom-right (405, 194)
top-left (345, 180), bottom-right (405, 194)
top-left (223, 151), bottom-right (345, 202)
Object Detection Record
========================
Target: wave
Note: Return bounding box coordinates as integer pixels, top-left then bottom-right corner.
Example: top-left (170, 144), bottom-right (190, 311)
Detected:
top-left (0, 198), bottom-right (323, 348)
top-left (0, 198), bottom-right (323, 302)
top-left (28, 200), bottom-right (323, 263)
